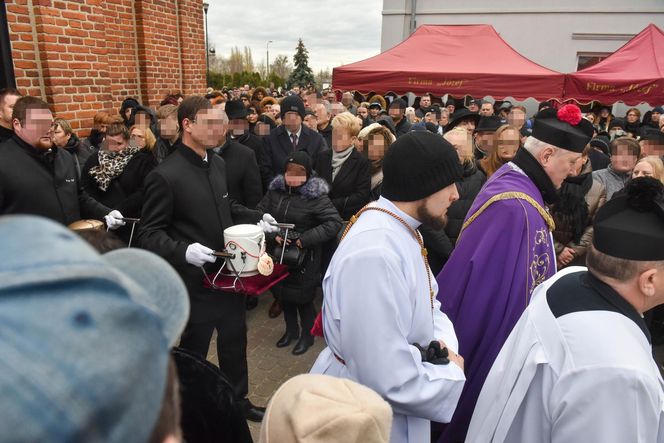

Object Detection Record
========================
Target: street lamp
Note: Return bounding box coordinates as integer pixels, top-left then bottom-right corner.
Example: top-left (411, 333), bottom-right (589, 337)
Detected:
top-left (266, 40), bottom-right (273, 77)
top-left (203, 2), bottom-right (209, 85)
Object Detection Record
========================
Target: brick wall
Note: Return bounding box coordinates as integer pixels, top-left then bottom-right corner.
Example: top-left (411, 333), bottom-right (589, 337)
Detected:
top-left (5, 0), bottom-right (206, 133)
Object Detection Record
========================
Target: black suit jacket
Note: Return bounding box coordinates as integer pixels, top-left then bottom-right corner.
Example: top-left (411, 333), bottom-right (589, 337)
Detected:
top-left (261, 124), bottom-right (327, 187)
top-left (215, 138), bottom-right (263, 209)
top-left (314, 148), bottom-right (371, 220)
top-left (137, 143), bottom-right (262, 301)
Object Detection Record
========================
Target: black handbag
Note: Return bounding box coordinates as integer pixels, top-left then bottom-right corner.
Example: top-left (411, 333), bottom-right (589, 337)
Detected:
top-left (272, 231), bottom-right (307, 269)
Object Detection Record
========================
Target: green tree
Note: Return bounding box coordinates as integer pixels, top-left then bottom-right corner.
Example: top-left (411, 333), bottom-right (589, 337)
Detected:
top-left (287, 38), bottom-right (315, 88)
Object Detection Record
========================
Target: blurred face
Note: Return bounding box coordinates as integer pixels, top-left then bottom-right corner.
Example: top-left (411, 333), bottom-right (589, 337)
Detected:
top-left (659, 114), bottom-right (664, 130)
top-left (284, 163), bottom-right (307, 187)
top-left (416, 183), bottom-right (460, 230)
top-left (159, 115), bottom-right (179, 139)
top-left (124, 107), bottom-right (133, 121)
top-left (0, 93), bottom-right (20, 127)
top-left (445, 130), bottom-right (471, 162)
top-left (496, 129), bottom-right (520, 162)
top-left (103, 133), bottom-right (128, 153)
top-left (389, 107), bottom-right (404, 122)
top-left (507, 109), bottom-right (526, 129)
top-left (303, 114), bottom-right (318, 131)
top-left (611, 142), bottom-right (639, 173)
top-left (326, 91), bottom-right (336, 102)
top-left (420, 96), bottom-right (431, 108)
top-left (475, 131), bottom-right (495, 154)
top-left (331, 125), bottom-right (357, 153)
top-left (130, 128), bottom-right (146, 148)
top-left (468, 103), bottom-right (479, 113)
top-left (446, 104), bottom-right (455, 114)
top-left (541, 147), bottom-right (582, 189)
top-left (600, 108), bottom-right (610, 118)
top-left (652, 111), bottom-right (661, 123)
top-left (626, 110), bottom-right (640, 123)
top-left (271, 104), bottom-right (280, 120)
top-left (632, 160), bottom-right (654, 179)
top-left (183, 108), bottom-right (225, 149)
top-left (342, 93), bottom-right (353, 106)
top-left (330, 102), bottom-right (345, 118)
top-left (134, 112), bottom-right (150, 129)
top-left (255, 91), bottom-right (264, 100)
top-left (263, 103), bottom-right (272, 114)
top-left (283, 111), bottom-right (302, 133)
top-left (367, 134), bottom-right (386, 161)
top-left (51, 124), bottom-right (71, 148)
top-left (241, 96), bottom-right (250, 107)
top-left (256, 121), bottom-right (270, 136)
top-left (369, 107), bottom-right (380, 118)
top-left (480, 103), bottom-right (494, 116)
top-left (14, 108), bottom-right (54, 150)
top-left (357, 106), bottom-right (368, 119)
top-left (229, 118), bottom-right (248, 136)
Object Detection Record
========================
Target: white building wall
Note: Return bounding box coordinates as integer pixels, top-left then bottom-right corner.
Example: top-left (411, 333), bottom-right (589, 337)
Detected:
top-left (381, 0), bottom-right (664, 73)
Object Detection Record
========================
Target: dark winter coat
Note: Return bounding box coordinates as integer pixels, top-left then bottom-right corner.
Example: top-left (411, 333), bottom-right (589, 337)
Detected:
top-left (0, 135), bottom-right (110, 225)
top-left (318, 122), bottom-right (333, 149)
top-left (154, 136), bottom-right (179, 164)
top-left (137, 143), bottom-right (262, 314)
top-left (0, 125), bottom-right (14, 144)
top-left (214, 138), bottom-right (263, 209)
top-left (230, 131), bottom-right (269, 190)
top-left (445, 160), bottom-right (487, 244)
top-left (82, 148), bottom-right (157, 241)
top-left (63, 133), bottom-right (95, 180)
top-left (256, 175), bottom-right (342, 304)
top-left (314, 148), bottom-right (372, 220)
top-left (394, 117), bottom-right (412, 138)
top-left (261, 125), bottom-right (327, 188)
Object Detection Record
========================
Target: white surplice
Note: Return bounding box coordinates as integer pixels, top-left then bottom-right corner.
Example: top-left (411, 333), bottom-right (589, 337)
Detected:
top-left (467, 266), bottom-right (664, 443)
top-left (310, 197), bottom-right (465, 443)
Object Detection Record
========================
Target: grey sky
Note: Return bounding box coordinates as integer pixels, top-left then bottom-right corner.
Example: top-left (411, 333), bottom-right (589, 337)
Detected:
top-left (204, 0), bottom-right (383, 73)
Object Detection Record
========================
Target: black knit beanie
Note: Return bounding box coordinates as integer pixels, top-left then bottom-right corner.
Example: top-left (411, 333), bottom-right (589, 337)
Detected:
top-left (280, 95), bottom-right (306, 119)
top-left (382, 131), bottom-right (463, 202)
top-left (285, 150), bottom-right (312, 179)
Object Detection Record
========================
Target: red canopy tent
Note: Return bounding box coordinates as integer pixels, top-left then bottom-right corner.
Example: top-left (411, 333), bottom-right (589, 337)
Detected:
top-left (564, 24), bottom-right (664, 105)
top-left (331, 24), bottom-right (565, 102)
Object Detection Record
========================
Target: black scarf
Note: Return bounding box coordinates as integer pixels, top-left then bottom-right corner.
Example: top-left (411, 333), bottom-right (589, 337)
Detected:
top-left (553, 168), bottom-right (592, 243)
top-left (511, 148), bottom-right (559, 205)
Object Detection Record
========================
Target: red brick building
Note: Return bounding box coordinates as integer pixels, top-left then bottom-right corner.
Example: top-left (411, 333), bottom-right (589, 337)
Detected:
top-left (3, 0), bottom-right (207, 133)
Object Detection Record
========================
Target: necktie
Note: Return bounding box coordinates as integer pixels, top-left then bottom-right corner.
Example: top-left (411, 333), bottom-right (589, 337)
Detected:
top-left (290, 133), bottom-right (298, 149)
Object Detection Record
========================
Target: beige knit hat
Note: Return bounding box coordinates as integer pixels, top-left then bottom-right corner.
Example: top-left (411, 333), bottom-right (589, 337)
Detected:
top-left (259, 374), bottom-right (393, 443)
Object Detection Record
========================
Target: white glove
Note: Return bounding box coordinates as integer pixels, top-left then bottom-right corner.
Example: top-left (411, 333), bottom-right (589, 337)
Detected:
top-left (258, 213), bottom-right (279, 233)
top-left (185, 243), bottom-right (217, 267)
top-left (104, 210), bottom-right (126, 230)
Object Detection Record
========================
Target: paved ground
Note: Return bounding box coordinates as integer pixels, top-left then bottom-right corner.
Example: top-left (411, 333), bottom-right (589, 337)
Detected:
top-left (206, 291), bottom-right (324, 441)
top-left (205, 291), bottom-right (664, 442)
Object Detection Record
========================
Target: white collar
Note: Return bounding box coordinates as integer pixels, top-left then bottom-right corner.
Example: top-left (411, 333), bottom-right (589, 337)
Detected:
top-left (202, 152), bottom-right (208, 162)
top-left (375, 197), bottom-right (421, 230)
top-left (286, 126), bottom-right (302, 140)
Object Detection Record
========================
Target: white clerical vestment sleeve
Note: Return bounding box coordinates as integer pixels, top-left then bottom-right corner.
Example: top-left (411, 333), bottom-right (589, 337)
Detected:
top-left (432, 288), bottom-right (459, 353)
top-left (550, 367), bottom-right (664, 443)
top-left (335, 246), bottom-right (465, 423)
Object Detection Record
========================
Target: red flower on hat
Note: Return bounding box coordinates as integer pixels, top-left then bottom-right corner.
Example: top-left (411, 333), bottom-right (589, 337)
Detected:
top-left (557, 104), bottom-right (583, 126)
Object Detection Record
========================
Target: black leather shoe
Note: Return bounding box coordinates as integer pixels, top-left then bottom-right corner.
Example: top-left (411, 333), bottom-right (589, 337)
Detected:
top-left (245, 297), bottom-right (258, 311)
top-left (276, 331), bottom-right (297, 348)
top-left (292, 335), bottom-right (314, 355)
top-left (238, 399), bottom-right (265, 422)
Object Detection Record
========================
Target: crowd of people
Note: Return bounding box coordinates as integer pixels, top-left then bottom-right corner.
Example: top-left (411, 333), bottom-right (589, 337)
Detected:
top-left (0, 81), bottom-right (663, 443)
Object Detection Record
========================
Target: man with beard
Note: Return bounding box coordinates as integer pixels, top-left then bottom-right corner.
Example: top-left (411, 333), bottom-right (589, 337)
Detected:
top-left (311, 131), bottom-right (466, 443)
top-left (435, 104), bottom-right (594, 442)
top-left (388, 98), bottom-right (412, 138)
top-left (0, 97), bottom-right (123, 229)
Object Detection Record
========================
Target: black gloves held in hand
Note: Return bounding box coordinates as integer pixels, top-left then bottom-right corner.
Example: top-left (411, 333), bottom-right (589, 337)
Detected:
top-left (412, 341), bottom-right (450, 365)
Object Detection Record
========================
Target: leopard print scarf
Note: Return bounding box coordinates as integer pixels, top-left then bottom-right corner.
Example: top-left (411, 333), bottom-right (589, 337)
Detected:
top-left (88, 146), bottom-right (140, 191)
